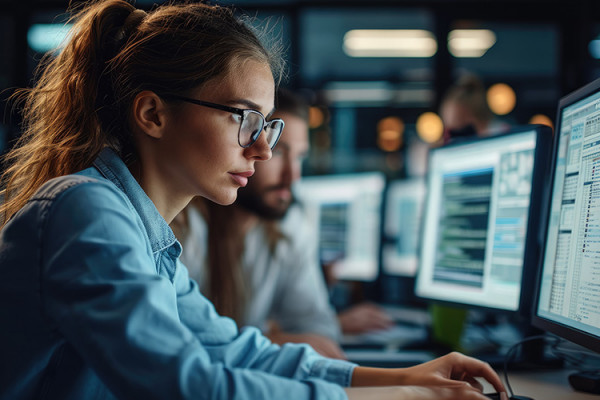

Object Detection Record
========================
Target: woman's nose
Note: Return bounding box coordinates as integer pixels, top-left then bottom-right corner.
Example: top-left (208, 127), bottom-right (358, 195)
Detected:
top-left (245, 130), bottom-right (272, 161)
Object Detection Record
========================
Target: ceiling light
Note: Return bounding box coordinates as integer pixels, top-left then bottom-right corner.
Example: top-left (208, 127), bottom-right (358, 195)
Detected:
top-left (27, 23), bottom-right (72, 54)
top-left (448, 29), bottom-right (496, 58)
top-left (343, 29), bottom-right (437, 58)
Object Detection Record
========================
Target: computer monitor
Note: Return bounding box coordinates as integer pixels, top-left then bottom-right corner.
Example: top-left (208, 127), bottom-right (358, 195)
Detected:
top-left (415, 126), bottom-right (552, 314)
top-left (533, 77), bottom-right (600, 359)
top-left (293, 172), bottom-right (386, 281)
top-left (381, 178), bottom-right (426, 277)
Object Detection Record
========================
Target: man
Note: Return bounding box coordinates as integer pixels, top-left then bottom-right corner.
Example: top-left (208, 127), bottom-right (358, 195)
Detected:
top-left (174, 88), bottom-right (392, 359)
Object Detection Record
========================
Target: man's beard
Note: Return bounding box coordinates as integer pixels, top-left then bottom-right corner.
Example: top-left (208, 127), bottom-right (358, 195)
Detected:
top-left (236, 185), bottom-right (294, 220)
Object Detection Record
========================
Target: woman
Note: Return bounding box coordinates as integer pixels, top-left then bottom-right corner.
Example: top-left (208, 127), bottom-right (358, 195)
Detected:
top-left (0, 1), bottom-right (506, 399)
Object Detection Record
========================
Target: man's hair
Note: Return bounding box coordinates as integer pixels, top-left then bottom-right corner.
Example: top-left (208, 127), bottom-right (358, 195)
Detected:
top-left (275, 87), bottom-right (309, 122)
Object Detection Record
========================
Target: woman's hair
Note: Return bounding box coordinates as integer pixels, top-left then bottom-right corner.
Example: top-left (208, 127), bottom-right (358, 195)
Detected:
top-left (1, 0), bottom-right (285, 225)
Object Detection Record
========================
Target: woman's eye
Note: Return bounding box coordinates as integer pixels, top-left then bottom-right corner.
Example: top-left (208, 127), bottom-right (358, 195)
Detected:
top-left (231, 113), bottom-right (243, 124)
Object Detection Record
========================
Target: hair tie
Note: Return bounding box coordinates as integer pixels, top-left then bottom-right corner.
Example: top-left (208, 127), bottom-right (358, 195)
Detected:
top-left (116, 9), bottom-right (147, 43)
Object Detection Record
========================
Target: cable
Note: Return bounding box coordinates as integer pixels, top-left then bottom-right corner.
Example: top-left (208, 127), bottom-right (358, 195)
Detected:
top-left (501, 334), bottom-right (558, 397)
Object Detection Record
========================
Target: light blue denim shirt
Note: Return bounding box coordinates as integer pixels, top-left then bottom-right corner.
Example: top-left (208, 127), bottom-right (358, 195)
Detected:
top-left (0, 148), bottom-right (355, 400)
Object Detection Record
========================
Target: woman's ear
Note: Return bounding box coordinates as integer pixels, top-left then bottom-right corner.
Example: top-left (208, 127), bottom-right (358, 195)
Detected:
top-left (131, 91), bottom-right (167, 139)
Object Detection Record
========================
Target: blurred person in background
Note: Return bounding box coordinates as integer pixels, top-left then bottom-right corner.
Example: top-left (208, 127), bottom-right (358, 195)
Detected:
top-left (440, 74), bottom-right (510, 143)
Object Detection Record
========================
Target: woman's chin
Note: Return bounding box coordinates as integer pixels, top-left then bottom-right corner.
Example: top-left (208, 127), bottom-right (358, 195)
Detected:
top-left (209, 191), bottom-right (237, 206)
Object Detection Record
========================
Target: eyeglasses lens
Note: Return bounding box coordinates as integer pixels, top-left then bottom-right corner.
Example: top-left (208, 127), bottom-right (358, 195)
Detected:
top-left (239, 111), bottom-right (263, 147)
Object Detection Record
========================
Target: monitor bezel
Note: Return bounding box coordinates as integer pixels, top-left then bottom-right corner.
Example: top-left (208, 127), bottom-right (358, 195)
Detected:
top-left (415, 124), bottom-right (553, 316)
top-left (380, 177), bottom-right (427, 278)
top-left (532, 77), bottom-right (600, 354)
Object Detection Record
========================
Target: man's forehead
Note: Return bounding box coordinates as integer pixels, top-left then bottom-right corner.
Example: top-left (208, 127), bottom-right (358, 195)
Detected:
top-left (277, 138), bottom-right (309, 152)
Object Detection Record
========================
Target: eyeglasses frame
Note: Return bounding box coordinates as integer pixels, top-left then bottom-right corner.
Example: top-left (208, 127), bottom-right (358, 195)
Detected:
top-left (161, 94), bottom-right (284, 150)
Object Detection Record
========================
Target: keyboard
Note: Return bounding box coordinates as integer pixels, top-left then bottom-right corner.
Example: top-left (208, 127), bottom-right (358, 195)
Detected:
top-left (344, 349), bottom-right (436, 368)
top-left (341, 322), bottom-right (429, 348)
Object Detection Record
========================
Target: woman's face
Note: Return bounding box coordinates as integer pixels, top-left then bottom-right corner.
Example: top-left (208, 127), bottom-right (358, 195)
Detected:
top-left (156, 59), bottom-right (275, 206)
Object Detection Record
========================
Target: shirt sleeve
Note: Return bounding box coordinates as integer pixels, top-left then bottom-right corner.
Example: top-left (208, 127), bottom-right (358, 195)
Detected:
top-left (41, 182), bottom-right (354, 400)
top-left (270, 211), bottom-right (342, 342)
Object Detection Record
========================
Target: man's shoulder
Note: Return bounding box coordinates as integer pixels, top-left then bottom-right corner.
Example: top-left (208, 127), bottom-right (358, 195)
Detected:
top-left (279, 204), bottom-right (312, 234)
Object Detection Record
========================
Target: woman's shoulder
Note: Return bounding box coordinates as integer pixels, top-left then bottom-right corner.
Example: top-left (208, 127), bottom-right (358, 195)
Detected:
top-left (3, 173), bottom-right (145, 258)
top-left (24, 173), bottom-right (136, 231)
top-left (33, 173), bottom-right (129, 210)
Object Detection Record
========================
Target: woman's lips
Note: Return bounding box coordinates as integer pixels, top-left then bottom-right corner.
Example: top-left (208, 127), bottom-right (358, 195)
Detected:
top-left (229, 171), bottom-right (254, 187)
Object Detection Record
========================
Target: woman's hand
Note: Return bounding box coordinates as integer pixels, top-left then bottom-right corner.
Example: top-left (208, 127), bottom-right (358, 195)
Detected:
top-left (396, 352), bottom-right (504, 392)
top-left (351, 352), bottom-right (506, 394)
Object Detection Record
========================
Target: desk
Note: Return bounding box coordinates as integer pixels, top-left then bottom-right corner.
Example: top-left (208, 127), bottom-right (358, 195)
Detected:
top-left (481, 369), bottom-right (600, 399)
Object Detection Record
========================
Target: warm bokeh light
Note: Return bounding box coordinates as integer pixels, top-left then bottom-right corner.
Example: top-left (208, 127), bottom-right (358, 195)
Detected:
top-left (529, 114), bottom-right (554, 130)
top-left (377, 116), bottom-right (405, 152)
top-left (309, 106), bottom-right (325, 129)
top-left (378, 130), bottom-right (402, 152)
top-left (486, 83), bottom-right (516, 115)
top-left (377, 116), bottom-right (404, 133)
top-left (416, 112), bottom-right (444, 143)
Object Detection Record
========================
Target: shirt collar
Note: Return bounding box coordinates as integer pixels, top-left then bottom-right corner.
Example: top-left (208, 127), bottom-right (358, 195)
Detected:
top-left (92, 148), bottom-right (180, 255)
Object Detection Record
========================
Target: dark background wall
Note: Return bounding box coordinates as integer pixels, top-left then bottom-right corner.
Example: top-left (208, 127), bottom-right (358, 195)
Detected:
top-left (1, 0), bottom-right (599, 176)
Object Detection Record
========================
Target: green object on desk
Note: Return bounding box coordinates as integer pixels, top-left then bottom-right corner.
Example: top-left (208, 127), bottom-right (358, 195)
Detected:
top-left (430, 303), bottom-right (467, 352)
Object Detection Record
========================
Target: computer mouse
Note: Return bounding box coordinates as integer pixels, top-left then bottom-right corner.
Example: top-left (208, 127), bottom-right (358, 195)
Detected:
top-left (484, 393), bottom-right (535, 400)
top-left (484, 393), bottom-right (502, 400)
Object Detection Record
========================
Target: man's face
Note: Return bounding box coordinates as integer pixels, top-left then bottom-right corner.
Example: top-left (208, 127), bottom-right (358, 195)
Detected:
top-left (236, 111), bottom-right (309, 219)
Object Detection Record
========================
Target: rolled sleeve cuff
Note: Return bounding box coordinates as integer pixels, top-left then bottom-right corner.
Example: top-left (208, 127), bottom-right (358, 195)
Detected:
top-left (308, 359), bottom-right (357, 387)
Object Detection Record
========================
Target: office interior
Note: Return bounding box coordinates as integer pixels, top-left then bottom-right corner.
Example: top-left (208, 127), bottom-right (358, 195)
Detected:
top-left (3, 0), bottom-right (600, 398)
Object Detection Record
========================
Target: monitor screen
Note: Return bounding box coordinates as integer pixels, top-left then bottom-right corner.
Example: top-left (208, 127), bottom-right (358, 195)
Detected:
top-left (534, 77), bottom-right (600, 353)
top-left (416, 126), bottom-right (551, 312)
top-left (381, 178), bottom-right (426, 277)
top-left (293, 172), bottom-right (386, 281)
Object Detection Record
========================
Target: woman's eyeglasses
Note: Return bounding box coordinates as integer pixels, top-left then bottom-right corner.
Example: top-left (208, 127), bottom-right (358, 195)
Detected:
top-left (162, 94), bottom-right (284, 149)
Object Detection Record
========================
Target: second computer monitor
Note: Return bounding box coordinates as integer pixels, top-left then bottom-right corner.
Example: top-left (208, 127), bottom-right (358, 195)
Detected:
top-left (415, 126), bottom-right (551, 312)
top-left (293, 172), bottom-right (386, 281)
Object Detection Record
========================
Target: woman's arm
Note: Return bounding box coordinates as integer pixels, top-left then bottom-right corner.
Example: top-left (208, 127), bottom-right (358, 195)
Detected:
top-left (42, 182), bottom-right (350, 400)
